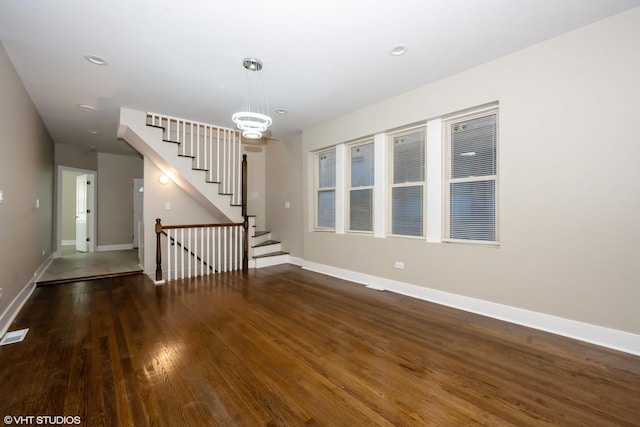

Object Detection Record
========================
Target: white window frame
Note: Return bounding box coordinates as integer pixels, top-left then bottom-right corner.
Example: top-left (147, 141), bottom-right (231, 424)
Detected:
top-left (314, 148), bottom-right (337, 231)
top-left (387, 126), bottom-right (427, 238)
top-left (347, 139), bottom-right (375, 233)
top-left (443, 106), bottom-right (499, 245)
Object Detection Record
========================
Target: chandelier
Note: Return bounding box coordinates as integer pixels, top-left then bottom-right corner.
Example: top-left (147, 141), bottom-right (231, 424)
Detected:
top-left (232, 58), bottom-right (272, 140)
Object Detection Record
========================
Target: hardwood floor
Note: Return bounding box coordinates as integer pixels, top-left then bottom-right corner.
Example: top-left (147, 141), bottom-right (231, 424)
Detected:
top-left (1, 265), bottom-right (639, 426)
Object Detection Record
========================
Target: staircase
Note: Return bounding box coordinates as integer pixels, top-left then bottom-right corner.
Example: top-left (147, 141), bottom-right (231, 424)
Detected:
top-left (117, 108), bottom-right (288, 279)
top-left (252, 229), bottom-right (289, 268)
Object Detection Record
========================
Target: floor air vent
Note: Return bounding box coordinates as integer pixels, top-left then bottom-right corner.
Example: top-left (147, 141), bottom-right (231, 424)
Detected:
top-left (0, 328), bottom-right (29, 346)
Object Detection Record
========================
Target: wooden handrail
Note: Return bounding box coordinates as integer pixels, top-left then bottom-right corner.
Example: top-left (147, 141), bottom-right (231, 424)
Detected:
top-left (161, 222), bottom-right (243, 230)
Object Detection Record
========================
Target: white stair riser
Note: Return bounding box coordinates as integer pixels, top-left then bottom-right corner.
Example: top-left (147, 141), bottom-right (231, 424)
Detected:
top-left (253, 243), bottom-right (282, 257)
top-left (252, 233), bottom-right (272, 245)
top-left (254, 254), bottom-right (289, 269)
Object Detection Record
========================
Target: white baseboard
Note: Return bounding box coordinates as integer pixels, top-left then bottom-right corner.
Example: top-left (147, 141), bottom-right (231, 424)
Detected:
top-left (61, 240), bottom-right (75, 246)
top-left (301, 260), bottom-right (640, 356)
top-left (287, 256), bottom-right (304, 267)
top-left (0, 255), bottom-right (54, 338)
top-left (97, 244), bottom-right (134, 252)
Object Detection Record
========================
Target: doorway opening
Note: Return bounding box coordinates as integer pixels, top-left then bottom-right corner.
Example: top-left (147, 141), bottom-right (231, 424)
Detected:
top-left (56, 166), bottom-right (97, 257)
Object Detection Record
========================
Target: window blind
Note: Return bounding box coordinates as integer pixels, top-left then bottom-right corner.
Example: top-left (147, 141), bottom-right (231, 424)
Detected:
top-left (391, 130), bottom-right (425, 236)
top-left (446, 111), bottom-right (498, 242)
top-left (392, 186), bottom-right (423, 236)
top-left (349, 143), bottom-right (374, 231)
top-left (317, 150), bottom-right (336, 228)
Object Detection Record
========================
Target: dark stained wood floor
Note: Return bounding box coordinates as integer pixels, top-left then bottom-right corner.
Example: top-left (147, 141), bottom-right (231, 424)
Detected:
top-left (1, 265), bottom-right (639, 426)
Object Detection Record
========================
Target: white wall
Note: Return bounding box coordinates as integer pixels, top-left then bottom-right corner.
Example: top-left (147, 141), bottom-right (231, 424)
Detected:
top-left (301, 9), bottom-right (640, 336)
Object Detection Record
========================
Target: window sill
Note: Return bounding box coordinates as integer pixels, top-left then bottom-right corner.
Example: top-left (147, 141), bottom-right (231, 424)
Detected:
top-left (442, 238), bottom-right (500, 248)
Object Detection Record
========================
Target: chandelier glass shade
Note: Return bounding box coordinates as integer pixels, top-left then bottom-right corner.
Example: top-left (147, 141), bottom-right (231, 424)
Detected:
top-left (232, 58), bottom-right (272, 140)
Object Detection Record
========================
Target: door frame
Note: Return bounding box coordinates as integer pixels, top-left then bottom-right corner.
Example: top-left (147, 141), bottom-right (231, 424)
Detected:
top-left (55, 166), bottom-right (97, 257)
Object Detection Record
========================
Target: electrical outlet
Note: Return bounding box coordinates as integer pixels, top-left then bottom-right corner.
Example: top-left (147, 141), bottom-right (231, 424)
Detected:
top-left (394, 261), bottom-right (405, 269)
top-left (0, 288), bottom-right (3, 299)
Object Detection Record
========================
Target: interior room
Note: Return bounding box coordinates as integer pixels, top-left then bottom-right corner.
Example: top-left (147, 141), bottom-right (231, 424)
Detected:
top-left (1, 1), bottom-right (639, 425)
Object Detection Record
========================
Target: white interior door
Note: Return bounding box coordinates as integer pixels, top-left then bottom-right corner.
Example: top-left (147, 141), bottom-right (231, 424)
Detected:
top-left (133, 178), bottom-right (144, 248)
top-left (75, 174), bottom-right (88, 252)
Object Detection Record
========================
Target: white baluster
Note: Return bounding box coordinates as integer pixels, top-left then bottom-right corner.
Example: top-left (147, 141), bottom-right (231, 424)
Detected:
top-left (179, 228), bottom-right (183, 279)
top-left (166, 229), bottom-right (171, 282)
top-left (196, 125), bottom-right (200, 169)
top-left (231, 131), bottom-right (236, 203)
top-left (224, 129), bottom-right (228, 193)
top-left (216, 128), bottom-right (221, 183)
top-left (187, 227), bottom-right (192, 278)
top-left (229, 226), bottom-right (234, 271)
top-left (234, 226), bottom-right (238, 271)
top-left (204, 126), bottom-right (209, 176)
top-left (181, 120), bottom-right (186, 155)
top-left (224, 226), bottom-right (229, 272)
top-left (217, 227), bottom-right (222, 273)
top-left (237, 226), bottom-right (242, 271)
top-left (206, 226), bottom-right (211, 276)
top-left (174, 229), bottom-right (178, 281)
top-left (192, 122), bottom-right (196, 158)
top-left (199, 227), bottom-right (202, 277)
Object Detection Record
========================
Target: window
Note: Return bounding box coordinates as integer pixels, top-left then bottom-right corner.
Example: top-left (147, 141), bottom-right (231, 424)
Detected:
top-left (444, 109), bottom-right (498, 243)
top-left (348, 141), bottom-right (374, 232)
top-left (316, 150), bottom-right (336, 229)
top-left (389, 129), bottom-right (425, 236)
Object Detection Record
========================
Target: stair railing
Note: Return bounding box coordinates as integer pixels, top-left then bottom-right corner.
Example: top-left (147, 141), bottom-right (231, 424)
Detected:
top-left (155, 219), bottom-right (245, 281)
top-left (154, 154), bottom-right (250, 282)
top-left (148, 110), bottom-right (250, 282)
top-left (147, 112), bottom-right (243, 206)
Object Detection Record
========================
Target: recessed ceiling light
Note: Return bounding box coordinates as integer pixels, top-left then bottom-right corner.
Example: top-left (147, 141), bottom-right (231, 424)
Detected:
top-left (77, 104), bottom-right (96, 112)
top-left (84, 54), bottom-right (108, 66)
top-left (275, 109), bottom-right (288, 115)
top-left (389, 44), bottom-right (408, 56)
top-left (88, 129), bottom-right (99, 134)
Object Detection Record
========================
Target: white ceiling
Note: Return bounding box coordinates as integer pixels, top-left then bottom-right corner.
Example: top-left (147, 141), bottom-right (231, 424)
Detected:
top-left (1, 0), bottom-right (638, 155)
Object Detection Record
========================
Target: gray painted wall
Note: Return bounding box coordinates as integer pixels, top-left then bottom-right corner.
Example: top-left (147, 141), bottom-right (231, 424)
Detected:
top-left (300, 9), bottom-right (640, 335)
top-left (96, 152), bottom-right (143, 247)
top-left (0, 42), bottom-right (54, 317)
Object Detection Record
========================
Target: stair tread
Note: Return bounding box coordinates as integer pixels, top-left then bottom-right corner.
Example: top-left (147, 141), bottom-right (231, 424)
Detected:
top-left (253, 239), bottom-right (280, 248)
top-left (253, 251), bottom-right (289, 259)
top-left (253, 230), bottom-right (270, 237)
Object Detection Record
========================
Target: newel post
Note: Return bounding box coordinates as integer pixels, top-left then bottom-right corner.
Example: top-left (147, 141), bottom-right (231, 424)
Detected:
top-left (155, 218), bottom-right (163, 281)
top-left (242, 154), bottom-right (249, 272)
